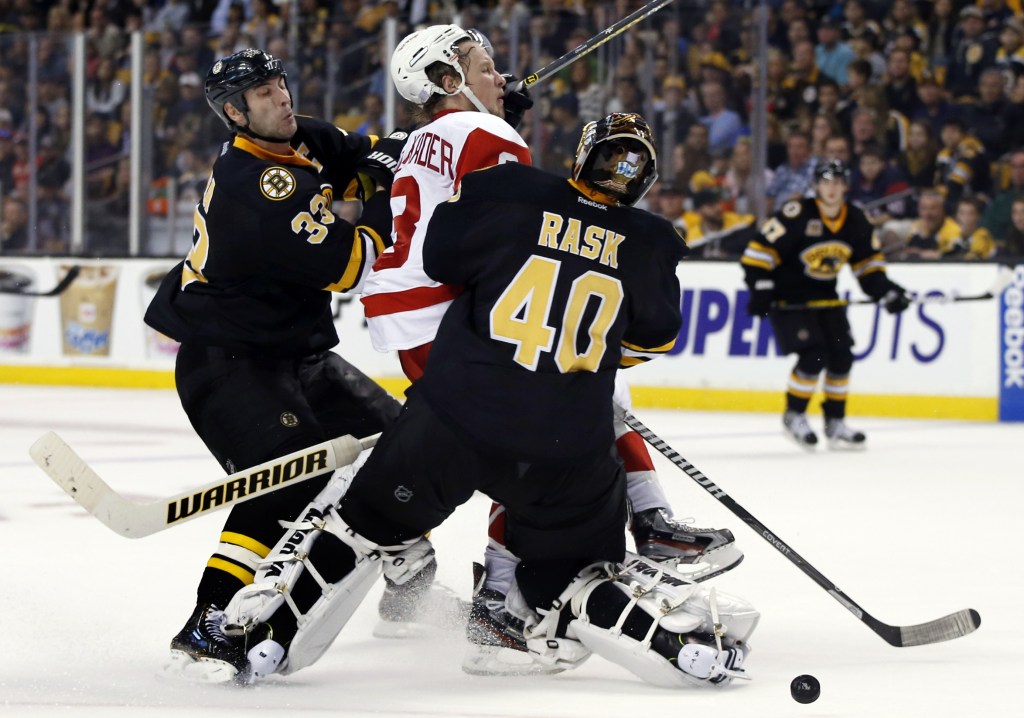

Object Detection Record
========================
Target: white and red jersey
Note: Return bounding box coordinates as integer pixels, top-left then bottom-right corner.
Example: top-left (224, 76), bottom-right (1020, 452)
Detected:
top-left (360, 109), bottom-right (532, 351)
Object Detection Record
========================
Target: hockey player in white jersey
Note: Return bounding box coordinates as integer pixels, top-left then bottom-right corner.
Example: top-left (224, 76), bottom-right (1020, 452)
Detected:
top-left (360, 26), bottom-right (743, 667)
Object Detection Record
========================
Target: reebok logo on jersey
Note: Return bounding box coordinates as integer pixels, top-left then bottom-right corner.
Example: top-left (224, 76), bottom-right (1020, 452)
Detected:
top-left (577, 196), bottom-right (607, 210)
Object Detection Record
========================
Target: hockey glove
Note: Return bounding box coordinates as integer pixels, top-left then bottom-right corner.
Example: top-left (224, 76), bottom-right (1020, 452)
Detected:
top-left (881, 286), bottom-right (912, 314)
top-left (745, 279), bottom-right (775, 317)
top-left (357, 130), bottom-right (409, 201)
top-left (502, 74), bottom-right (534, 130)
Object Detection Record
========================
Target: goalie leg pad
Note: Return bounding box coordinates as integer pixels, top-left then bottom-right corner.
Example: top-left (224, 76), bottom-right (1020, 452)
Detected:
top-left (569, 556), bottom-right (758, 688)
top-left (226, 455), bottom-right (436, 680)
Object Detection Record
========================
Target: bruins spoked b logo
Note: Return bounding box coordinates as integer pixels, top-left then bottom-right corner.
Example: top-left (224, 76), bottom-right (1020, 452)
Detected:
top-left (261, 167), bottom-right (296, 200)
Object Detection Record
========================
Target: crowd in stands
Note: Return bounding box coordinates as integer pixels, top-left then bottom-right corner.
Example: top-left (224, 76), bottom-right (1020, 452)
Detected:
top-left (1, 0), bottom-right (1023, 260)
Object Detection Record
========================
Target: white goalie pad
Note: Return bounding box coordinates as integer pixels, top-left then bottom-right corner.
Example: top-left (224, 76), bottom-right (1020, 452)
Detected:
top-left (226, 450), bottom-right (438, 678)
top-left (569, 555), bottom-right (759, 688)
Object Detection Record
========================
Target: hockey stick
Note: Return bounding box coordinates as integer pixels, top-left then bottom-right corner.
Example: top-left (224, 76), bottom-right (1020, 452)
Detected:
top-left (0, 265), bottom-right (81, 297)
top-left (514, 0), bottom-right (677, 91)
top-left (29, 431), bottom-right (378, 539)
top-left (775, 264), bottom-right (1014, 311)
top-left (623, 413), bottom-right (981, 647)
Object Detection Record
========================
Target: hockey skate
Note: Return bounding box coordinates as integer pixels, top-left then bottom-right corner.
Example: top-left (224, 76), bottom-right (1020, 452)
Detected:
top-left (162, 603), bottom-right (247, 684)
top-left (824, 417), bottom-right (866, 450)
top-left (373, 561), bottom-right (470, 639)
top-left (783, 410), bottom-right (818, 450)
top-left (462, 563), bottom-right (565, 676)
top-left (631, 508), bottom-right (743, 581)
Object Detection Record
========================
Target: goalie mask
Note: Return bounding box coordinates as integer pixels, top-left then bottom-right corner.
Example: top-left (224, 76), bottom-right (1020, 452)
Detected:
top-left (206, 48), bottom-right (289, 135)
top-left (572, 113), bottom-right (658, 206)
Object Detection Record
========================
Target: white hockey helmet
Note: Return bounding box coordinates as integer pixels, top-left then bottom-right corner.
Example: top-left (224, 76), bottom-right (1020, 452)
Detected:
top-left (391, 24), bottom-right (476, 105)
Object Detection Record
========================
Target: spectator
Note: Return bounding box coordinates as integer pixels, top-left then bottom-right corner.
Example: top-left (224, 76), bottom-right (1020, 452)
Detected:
top-left (605, 74), bottom-right (645, 116)
top-left (835, 58), bottom-right (872, 132)
top-left (842, 0), bottom-right (882, 45)
top-left (815, 15), bottom-right (855, 85)
top-left (543, 93), bottom-right (585, 174)
top-left (722, 136), bottom-right (773, 215)
top-left (884, 48), bottom-right (920, 116)
top-left (912, 73), bottom-right (958, 136)
top-left (698, 79), bottom-right (743, 155)
top-left (896, 119), bottom-right (939, 190)
top-left (810, 112), bottom-right (841, 158)
top-left (882, 0), bottom-right (927, 49)
top-left (885, 188), bottom-right (963, 259)
top-left (982, 149), bottom-right (1024, 239)
top-left (355, 93), bottom-right (384, 137)
top-left (925, 0), bottom-right (958, 70)
top-left (949, 196), bottom-right (997, 259)
top-left (962, 67), bottom-right (1014, 158)
top-left (779, 39), bottom-right (821, 123)
top-left (849, 106), bottom-right (884, 164)
top-left (765, 129), bottom-right (816, 212)
top-left (935, 116), bottom-right (991, 212)
top-left (567, 61), bottom-right (607, 124)
top-left (995, 17), bottom-right (1024, 90)
top-left (848, 143), bottom-right (912, 226)
top-left (946, 5), bottom-right (999, 101)
top-left (982, 0), bottom-right (1016, 33)
top-left (651, 75), bottom-right (697, 152)
top-left (656, 181), bottom-right (687, 236)
top-left (1000, 195), bottom-right (1024, 257)
top-left (823, 133), bottom-right (852, 164)
top-left (681, 188), bottom-right (755, 259)
top-left (85, 56), bottom-right (126, 121)
top-left (0, 196), bottom-right (28, 253)
top-left (677, 122), bottom-right (712, 194)
top-left (847, 28), bottom-right (887, 82)
top-left (149, 0), bottom-right (190, 32)
top-left (857, 84), bottom-right (911, 156)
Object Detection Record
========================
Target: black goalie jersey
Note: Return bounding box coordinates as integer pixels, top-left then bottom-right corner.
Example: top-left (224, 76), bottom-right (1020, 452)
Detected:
top-left (145, 117), bottom-right (389, 357)
top-left (741, 197), bottom-right (894, 304)
top-left (418, 163), bottom-right (686, 463)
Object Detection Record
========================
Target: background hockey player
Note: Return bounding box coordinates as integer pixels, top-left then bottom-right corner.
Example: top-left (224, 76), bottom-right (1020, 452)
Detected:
top-left (220, 112), bottom-right (758, 689)
top-left (359, 25), bottom-right (742, 659)
top-left (741, 158), bottom-right (912, 450)
top-left (143, 48), bottom-right (406, 681)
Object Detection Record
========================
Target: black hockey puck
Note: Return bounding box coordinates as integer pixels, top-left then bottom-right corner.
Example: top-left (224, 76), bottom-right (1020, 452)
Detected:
top-left (790, 674), bottom-right (820, 704)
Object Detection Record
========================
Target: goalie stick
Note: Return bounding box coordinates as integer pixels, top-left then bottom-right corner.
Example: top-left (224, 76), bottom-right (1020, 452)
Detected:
top-left (512, 0), bottom-right (677, 92)
top-left (0, 265), bottom-right (81, 297)
top-left (623, 412), bottom-right (981, 647)
top-left (29, 431), bottom-right (378, 539)
top-left (775, 264), bottom-right (1014, 311)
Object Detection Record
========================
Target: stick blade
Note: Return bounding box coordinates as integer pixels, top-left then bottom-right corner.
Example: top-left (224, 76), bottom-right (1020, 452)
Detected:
top-left (898, 608), bottom-right (981, 647)
top-left (29, 431), bottom-right (137, 538)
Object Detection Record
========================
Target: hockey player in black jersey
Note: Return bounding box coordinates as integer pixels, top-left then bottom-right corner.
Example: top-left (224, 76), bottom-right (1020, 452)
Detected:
top-left (741, 158), bottom-right (912, 449)
top-left (143, 48), bottom-right (411, 682)
top-left (216, 114), bottom-right (759, 689)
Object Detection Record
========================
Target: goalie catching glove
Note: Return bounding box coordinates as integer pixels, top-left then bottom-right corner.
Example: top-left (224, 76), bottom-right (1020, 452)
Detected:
top-left (357, 130), bottom-right (409, 201)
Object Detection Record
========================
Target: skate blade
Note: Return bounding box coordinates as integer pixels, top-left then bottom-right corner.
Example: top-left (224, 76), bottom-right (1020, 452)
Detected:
top-left (158, 649), bottom-right (241, 685)
top-left (783, 430), bottom-right (818, 452)
top-left (826, 437), bottom-right (867, 451)
top-left (462, 644), bottom-right (565, 677)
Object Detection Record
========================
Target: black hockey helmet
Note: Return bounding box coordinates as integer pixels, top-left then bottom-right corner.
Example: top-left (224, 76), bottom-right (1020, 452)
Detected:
top-left (205, 48), bottom-right (288, 132)
top-left (572, 113), bottom-right (658, 206)
top-left (814, 158), bottom-right (850, 183)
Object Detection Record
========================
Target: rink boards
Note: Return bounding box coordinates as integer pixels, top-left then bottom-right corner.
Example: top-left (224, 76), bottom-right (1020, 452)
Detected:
top-left (1, 257), bottom-right (1019, 421)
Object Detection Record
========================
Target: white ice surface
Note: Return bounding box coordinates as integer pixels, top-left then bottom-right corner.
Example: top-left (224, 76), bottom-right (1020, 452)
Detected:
top-left (0, 384), bottom-right (1019, 717)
